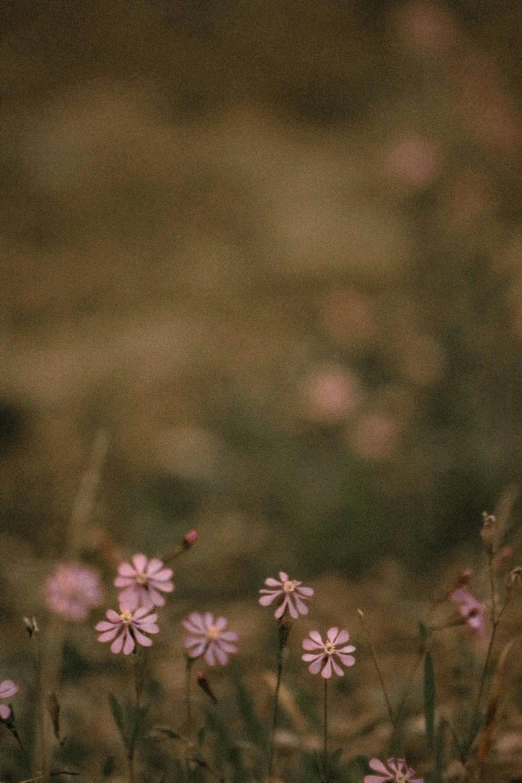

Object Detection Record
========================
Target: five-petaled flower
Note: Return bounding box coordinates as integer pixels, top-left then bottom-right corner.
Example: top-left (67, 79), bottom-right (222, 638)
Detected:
top-left (95, 605), bottom-right (159, 654)
top-left (44, 563), bottom-right (103, 621)
top-left (182, 612), bottom-right (239, 666)
top-left (450, 587), bottom-right (485, 636)
top-left (0, 680), bottom-right (19, 720)
top-left (115, 554), bottom-right (174, 612)
top-left (302, 627), bottom-right (356, 678)
top-left (364, 757), bottom-right (423, 782)
top-left (259, 572), bottom-right (314, 619)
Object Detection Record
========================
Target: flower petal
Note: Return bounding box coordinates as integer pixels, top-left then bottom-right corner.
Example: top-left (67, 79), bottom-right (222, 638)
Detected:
top-left (0, 681), bottom-right (18, 699)
top-left (132, 554), bottom-right (148, 573)
top-left (303, 638), bottom-right (324, 651)
top-left (369, 759), bottom-right (391, 774)
top-left (117, 562), bottom-right (137, 577)
top-left (293, 596), bottom-right (309, 615)
top-left (321, 657), bottom-right (333, 678)
top-left (335, 630), bottom-right (349, 645)
top-left (264, 578), bottom-right (282, 587)
top-left (327, 627), bottom-right (339, 643)
top-left (133, 628), bottom-right (153, 647)
top-left (146, 558), bottom-right (165, 575)
top-left (308, 657), bottom-right (324, 675)
top-left (259, 593), bottom-right (280, 606)
top-left (98, 628), bottom-right (121, 643)
top-left (0, 704), bottom-right (11, 719)
top-left (122, 629), bottom-right (135, 655)
top-left (204, 645), bottom-right (216, 666)
top-left (110, 632), bottom-right (125, 654)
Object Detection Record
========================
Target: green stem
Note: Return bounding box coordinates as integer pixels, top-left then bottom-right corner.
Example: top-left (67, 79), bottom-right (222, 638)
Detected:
top-left (320, 676), bottom-right (324, 780)
top-left (185, 656), bottom-right (194, 733)
top-left (267, 618), bottom-right (291, 782)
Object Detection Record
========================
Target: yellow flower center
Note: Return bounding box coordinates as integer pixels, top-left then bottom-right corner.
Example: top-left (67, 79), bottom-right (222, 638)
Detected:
top-left (283, 580), bottom-right (297, 593)
top-left (136, 573), bottom-right (149, 586)
top-left (395, 774), bottom-right (407, 783)
top-left (324, 641), bottom-right (336, 655)
top-left (206, 625), bottom-right (221, 641)
top-left (120, 610), bottom-right (133, 625)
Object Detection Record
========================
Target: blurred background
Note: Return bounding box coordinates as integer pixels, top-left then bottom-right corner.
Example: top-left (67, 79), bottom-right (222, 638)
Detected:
top-left (3, 0), bottom-right (522, 588)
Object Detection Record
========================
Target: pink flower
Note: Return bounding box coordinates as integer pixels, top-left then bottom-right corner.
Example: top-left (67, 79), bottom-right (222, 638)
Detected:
top-left (114, 554), bottom-right (174, 612)
top-left (0, 680), bottom-right (19, 720)
top-left (259, 572), bottom-right (314, 619)
top-left (95, 605), bottom-right (159, 654)
top-left (364, 757), bottom-right (423, 782)
top-left (450, 587), bottom-right (486, 636)
top-left (182, 612), bottom-right (239, 666)
top-left (302, 627), bottom-right (356, 678)
top-left (44, 564), bottom-right (103, 621)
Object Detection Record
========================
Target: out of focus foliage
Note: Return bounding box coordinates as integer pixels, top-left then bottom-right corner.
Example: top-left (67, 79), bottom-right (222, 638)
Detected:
top-left (2, 0), bottom-right (522, 577)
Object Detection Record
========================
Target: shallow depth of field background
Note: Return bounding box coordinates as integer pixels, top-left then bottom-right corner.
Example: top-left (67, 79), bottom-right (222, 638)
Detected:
top-left (3, 0), bottom-right (522, 670)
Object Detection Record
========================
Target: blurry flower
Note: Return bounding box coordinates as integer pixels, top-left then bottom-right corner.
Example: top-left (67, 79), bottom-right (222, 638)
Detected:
top-left (0, 680), bottom-right (19, 720)
top-left (320, 287), bottom-right (376, 347)
top-left (182, 611), bottom-right (238, 666)
top-left (450, 588), bottom-right (485, 636)
top-left (300, 366), bottom-right (360, 424)
top-left (259, 572), bottom-right (314, 619)
top-left (364, 757), bottom-right (423, 782)
top-left (394, 1), bottom-right (458, 57)
top-left (302, 627), bottom-right (356, 678)
top-left (349, 413), bottom-right (400, 461)
top-left (44, 564), bottom-right (103, 621)
top-left (115, 554), bottom-right (174, 612)
top-left (95, 605), bottom-right (159, 654)
top-left (386, 136), bottom-right (441, 190)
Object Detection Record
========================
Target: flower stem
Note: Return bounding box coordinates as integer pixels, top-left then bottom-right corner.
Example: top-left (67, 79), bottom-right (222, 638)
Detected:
top-left (32, 625), bottom-right (47, 778)
top-left (267, 617), bottom-right (291, 782)
top-left (323, 677), bottom-right (329, 783)
top-left (357, 610), bottom-right (396, 729)
top-left (185, 656), bottom-right (194, 733)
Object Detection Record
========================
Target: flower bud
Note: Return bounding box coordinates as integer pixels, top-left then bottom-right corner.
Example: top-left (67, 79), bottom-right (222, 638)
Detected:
top-left (480, 512), bottom-right (496, 554)
top-left (452, 568), bottom-right (472, 591)
top-left (182, 529), bottom-right (199, 550)
top-left (23, 616), bottom-right (39, 637)
top-left (196, 671), bottom-right (218, 704)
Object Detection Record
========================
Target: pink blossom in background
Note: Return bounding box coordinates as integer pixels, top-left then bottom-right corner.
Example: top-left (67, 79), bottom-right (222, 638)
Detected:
top-left (300, 366), bottom-right (360, 423)
top-left (95, 605), bottom-right (159, 654)
top-left (364, 757), bottom-right (423, 782)
top-left (302, 627), bottom-right (356, 678)
top-left (450, 587), bottom-right (486, 636)
top-left (44, 563), bottom-right (103, 621)
top-left (259, 572), bottom-right (314, 619)
top-left (182, 611), bottom-right (238, 666)
top-left (394, 1), bottom-right (458, 57)
top-left (349, 413), bottom-right (400, 461)
top-left (0, 680), bottom-right (19, 720)
top-left (115, 554), bottom-right (174, 611)
top-left (386, 136), bottom-right (441, 190)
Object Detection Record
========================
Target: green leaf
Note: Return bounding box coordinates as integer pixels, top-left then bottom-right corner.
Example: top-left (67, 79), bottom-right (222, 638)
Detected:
top-left (329, 747), bottom-right (343, 768)
top-left (129, 703), bottom-right (151, 751)
top-left (424, 651), bottom-right (436, 751)
top-left (231, 661), bottom-right (267, 749)
top-left (108, 693), bottom-right (127, 748)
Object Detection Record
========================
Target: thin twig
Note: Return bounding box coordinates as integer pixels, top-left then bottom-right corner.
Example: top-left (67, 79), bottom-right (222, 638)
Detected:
top-left (357, 610), bottom-right (396, 729)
